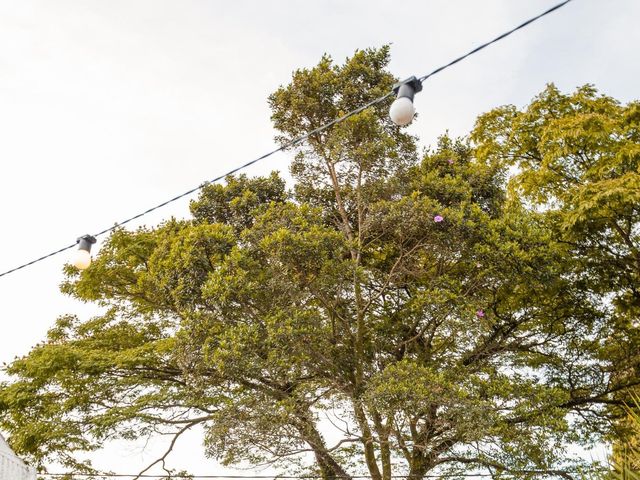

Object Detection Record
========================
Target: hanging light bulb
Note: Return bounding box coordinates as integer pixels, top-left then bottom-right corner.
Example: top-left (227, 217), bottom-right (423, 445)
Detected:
top-left (389, 76), bottom-right (423, 126)
top-left (73, 235), bottom-right (96, 270)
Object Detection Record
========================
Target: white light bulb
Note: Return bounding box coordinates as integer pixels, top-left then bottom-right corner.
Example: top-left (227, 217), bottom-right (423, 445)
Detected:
top-left (389, 97), bottom-right (416, 126)
top-left (73, 249), bottom-right (92, 270)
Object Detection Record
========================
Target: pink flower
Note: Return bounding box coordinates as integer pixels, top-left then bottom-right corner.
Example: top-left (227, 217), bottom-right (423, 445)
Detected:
top-left (433, 215), bottom-right (444, 223)
top-left (447, 158), bottom-right (454, 164)
top-left (476, 309), bottom-right (485, 318)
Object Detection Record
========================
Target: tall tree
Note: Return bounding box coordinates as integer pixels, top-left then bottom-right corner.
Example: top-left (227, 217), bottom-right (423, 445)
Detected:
top-left (472, 84), bottom-right (640, 466)
top-left (1, 49), bottom-right (637, 479)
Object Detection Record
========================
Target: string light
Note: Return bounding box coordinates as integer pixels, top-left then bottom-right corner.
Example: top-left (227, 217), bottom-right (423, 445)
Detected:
top-left (72, 235), bottom-right (96, 270)
top-left (0, 0), bottom-right (574, 279)
top-left (389, 76), bottom-right (423, 126)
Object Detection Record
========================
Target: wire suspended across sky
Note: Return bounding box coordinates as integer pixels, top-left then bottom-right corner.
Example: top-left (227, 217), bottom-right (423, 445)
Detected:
top-left (0, 0), bottom-right (574, 279)
top-left (39, 468), bottom-right (596, 479)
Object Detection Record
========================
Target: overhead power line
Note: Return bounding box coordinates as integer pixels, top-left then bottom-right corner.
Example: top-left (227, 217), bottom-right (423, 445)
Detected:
top-left (40, 474), bottom-right (493, 479)
top-left (0, 0), bottom-right (573, 280)
top-left (40, 469), bottom-right (596, 479)
top-left (417, 0), bottom-right (573, 84)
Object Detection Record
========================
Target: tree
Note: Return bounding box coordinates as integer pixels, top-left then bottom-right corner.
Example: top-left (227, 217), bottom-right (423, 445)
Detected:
top-left (472, 84), bottom-right (640, 471)
top-left (1, 48), bottom-right (638, 480)
top-left (609, 397), bottom-right (640, 478)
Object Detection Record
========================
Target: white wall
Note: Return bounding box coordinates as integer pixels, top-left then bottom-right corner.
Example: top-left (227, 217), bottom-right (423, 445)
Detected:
top-left (0, 435), bottom-right (36, 480)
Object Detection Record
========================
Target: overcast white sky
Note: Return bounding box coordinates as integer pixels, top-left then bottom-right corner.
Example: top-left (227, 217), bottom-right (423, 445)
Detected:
top-left (0, 0), bottom-right (638, 476)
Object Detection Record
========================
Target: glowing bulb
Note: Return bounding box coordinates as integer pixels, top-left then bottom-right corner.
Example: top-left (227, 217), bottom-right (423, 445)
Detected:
top-left (389, 76), bottom-right (422, 127)
top-left (389, 97), bottom-right (415, 126)
top-left (73, 248), bottom-right (92, 270)
top-left (73, 235), bottom-right (96, 270)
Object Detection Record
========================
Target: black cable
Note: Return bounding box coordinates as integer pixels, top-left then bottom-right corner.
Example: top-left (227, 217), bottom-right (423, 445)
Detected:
top-left (41, 475), bottom-right (488, 479)
top-left (40, 471), bottom-right (593, 479)
top-left (418, 0), bottom-right (573, 83)
top-left (91, 89), bottom-right (394, 239)
top-left (0, 0), bottom-right (574, 279)
top-left (0, 242), bottom-right (78, 278)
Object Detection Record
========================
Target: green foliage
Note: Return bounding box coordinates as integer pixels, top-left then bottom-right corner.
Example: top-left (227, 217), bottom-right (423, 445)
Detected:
top-left (578, 395), bottom-right (640, 480)
top-left (608, 394), bottom-right (640, 479)
top-left (1, 51), bottom-right (638, 480)
top-left (473, 84), bottom-right (640, 470)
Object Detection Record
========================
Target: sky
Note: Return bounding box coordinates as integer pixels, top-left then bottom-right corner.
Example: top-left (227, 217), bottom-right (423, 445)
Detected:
top-left (0, 0), bottom-right (638, 476)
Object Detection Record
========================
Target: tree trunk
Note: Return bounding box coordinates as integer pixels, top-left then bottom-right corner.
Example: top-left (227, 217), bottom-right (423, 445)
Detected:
top-left (295, 410), bottom-right (352, 480)
top-left (353, 402), bottom-right (383, 480)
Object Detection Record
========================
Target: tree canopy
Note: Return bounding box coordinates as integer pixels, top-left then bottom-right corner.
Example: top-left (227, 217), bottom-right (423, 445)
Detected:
top-left (1, 47), bottom-right (638, 480)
